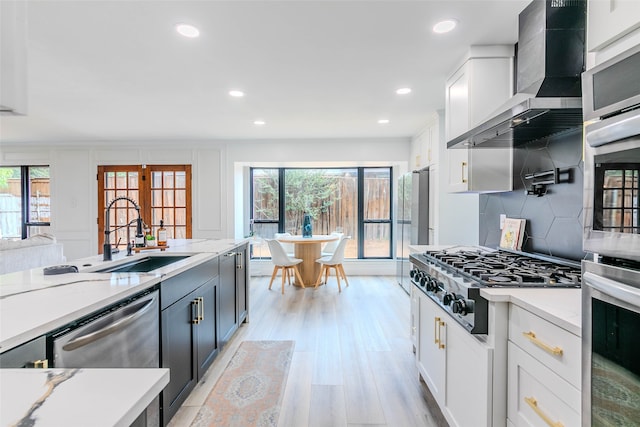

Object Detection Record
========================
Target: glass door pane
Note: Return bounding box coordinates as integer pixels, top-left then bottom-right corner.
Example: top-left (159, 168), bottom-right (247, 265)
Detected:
top-left (99, 166), bottom-right (141, 251)
top-left (0, 167), bottom-right (22, 239)
top-left (149, 166), bottom-right (191, 241)
top-left (363, 168), bottom-right (391, 258)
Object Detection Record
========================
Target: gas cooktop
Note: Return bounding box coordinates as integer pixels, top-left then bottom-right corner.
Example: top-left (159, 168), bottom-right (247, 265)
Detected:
top-left (421, 247), bottom-right (581, 288)
top-left (409, 247), bottom-right (582, 334)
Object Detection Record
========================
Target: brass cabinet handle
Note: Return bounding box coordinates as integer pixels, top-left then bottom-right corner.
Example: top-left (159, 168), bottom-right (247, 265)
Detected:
top-left (522, 331), bottom-right (563, 356)
top-left (199, 297), bottom-right (204, 321)
top-left (461, 161), bottom-right (468, 183)
top-left (434, 317), bottom-right (441, 344)
top-left (236, 251), bottom-right (243, 269)
top-left (438, 320), bottom-right (445, 349)
top-left (524, 397), bottom-right (564, 427)
top-left (26, 359), bottom-right (49, 369)
top-left (192, 299), bottom-right (200, 324)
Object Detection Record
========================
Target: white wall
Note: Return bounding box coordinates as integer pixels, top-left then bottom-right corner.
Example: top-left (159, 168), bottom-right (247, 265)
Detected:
top-left (0, 138), bottom-right (410, 274)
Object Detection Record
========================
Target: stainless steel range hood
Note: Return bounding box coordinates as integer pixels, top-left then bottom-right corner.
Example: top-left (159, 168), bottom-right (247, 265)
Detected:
top-left (448, 0), bottom-right (586, 149)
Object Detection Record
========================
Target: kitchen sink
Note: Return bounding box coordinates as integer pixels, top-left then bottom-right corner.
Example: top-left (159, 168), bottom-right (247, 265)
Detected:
top-left (94, 255), bottom-right (192, 273)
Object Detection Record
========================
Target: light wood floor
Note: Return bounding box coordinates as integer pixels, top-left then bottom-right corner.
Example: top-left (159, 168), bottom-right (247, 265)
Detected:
top-left (168, 275), bottom-right (448, 427)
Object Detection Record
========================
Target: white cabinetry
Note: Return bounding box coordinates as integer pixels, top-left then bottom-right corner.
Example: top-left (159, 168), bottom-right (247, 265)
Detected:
top-left (507, 304), bottom-right (581, 426)
top-left (587, 0), bottom-right (640, 52)
top-left (415, 290), bottom-right (493, 427)
top-left (417, 291), bottom-right (446, 401)
top-left (410, 284), bottom-right (419, 353)
top-left (411, 111), bottom-right (442, 170)
top-left (0, 0), bottom-right (27, 114)
top-left (445, 46), bottom-right (514, 193)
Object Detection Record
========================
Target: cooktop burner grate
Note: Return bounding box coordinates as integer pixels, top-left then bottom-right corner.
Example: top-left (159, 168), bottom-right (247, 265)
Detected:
top-left (423, 248), bottom-right (581, 288)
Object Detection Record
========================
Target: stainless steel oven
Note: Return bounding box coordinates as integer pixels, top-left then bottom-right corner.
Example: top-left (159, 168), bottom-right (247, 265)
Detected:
top-left (582, 44), bottom-right (640, 263)
top-left (582, 260), bottom-right (640, 426)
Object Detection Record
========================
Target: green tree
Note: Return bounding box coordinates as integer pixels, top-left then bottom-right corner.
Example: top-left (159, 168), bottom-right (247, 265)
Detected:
top-left (253, 170), bottom-right (279, 220)
top-left (0, 167), bottom-right (20, 190)
top-left (284, 170), bottom-right (340, 232)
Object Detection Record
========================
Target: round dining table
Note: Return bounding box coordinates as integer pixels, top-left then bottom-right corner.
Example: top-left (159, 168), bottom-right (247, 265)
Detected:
top-left (276, 234), bottom-right (339, 287)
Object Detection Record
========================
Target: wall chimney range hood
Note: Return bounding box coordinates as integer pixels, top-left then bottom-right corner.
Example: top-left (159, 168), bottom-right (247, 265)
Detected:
top-left (447, 0), bottom-right (586, 149)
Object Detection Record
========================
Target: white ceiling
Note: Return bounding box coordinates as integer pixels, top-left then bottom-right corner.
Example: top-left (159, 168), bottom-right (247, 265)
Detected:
top-left (1, 0), bottom-right (531, 144)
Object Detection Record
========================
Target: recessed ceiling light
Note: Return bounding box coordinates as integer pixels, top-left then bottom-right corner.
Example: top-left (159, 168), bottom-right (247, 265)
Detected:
top-left (254, 120), bottom-right (266, 126)
top-left (433, 19), bottom-right (457, 34)
top-left (176, 24), bottom-right (200, 38)
top-left (396, 87), bottom-right (412, 95)
top-left (229, 90), bottom-right (245, 97)
top-left (378, 119), bottom-right (390, 124)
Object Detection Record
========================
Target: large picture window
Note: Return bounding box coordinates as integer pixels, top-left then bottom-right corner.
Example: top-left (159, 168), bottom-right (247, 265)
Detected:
top-left (250, 167), bottom-right (392, 259)
top-left (0, 166), bottom-right (51, 239)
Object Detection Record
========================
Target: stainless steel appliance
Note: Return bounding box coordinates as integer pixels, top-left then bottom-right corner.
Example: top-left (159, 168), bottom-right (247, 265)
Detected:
top-left (50, 288), bottom-right (160, 427)
top-left (410, 247), bottom-right (581, 334)
top-left (582, 260), bottom-right (640, 426)
top-left (447, 0), bottom-right (585, 149)
top-left (396, 168), bottom-right (429, 294)
top-left (582, 44), bottom-right (640, 263)
top-left (581, 43), bottom-right (640, 427)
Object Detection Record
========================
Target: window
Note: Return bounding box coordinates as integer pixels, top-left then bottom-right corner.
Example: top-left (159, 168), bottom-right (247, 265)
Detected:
top-left (597, 164), bottom-right (639, 233)
top-left (250, 167), bottom-right (392, 259)
top-left (97, 165), bottom-right (192, 252)
top-left (0, 166), bottom-right (50, 239)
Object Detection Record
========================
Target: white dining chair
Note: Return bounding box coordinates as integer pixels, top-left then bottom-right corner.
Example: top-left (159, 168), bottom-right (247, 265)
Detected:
top-left (320, 231), bottom-right (344, 257)
top-left (266, 239), bottom-right (305, 294)
top-left (274, 232), bottom-right (295, 257)
top-left (315, 237), bottom-right (350, 292)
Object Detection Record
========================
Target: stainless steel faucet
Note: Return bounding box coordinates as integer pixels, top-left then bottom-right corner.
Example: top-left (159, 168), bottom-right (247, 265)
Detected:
top-left (103, 196), bottom-right (142, 261)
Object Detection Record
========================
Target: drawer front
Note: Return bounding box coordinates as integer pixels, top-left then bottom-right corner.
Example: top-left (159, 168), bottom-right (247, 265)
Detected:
top-left (509, 304), bottom-right (581, 388)
top-left (508, 342), bottom-right (581, 427)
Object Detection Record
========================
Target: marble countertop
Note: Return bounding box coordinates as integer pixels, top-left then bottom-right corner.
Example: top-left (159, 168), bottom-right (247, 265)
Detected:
top-left (0, 368), bottom-right (169, 427)
top-left (0, 238), bottom-right (248, 353)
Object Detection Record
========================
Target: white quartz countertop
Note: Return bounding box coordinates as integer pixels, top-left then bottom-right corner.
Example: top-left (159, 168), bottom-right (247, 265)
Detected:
top-left (0, 238), bottom-right (248, 353)
top-left (0, 368), bottom-right (169, 427)
top-left (481, 287), bottom-right (582, 336)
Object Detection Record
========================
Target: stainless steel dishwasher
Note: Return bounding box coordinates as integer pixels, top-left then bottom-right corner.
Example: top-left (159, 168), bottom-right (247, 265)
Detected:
top-left (50, 288), bottom-right (160, 427)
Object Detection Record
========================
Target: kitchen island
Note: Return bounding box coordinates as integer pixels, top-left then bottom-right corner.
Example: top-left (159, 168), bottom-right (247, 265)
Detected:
top-left (0, 238), bottom-right (249, 426)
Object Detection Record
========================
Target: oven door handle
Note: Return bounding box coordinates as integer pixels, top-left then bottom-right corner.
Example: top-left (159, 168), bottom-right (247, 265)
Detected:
top-left (584, 272), bottom-right (640, 307)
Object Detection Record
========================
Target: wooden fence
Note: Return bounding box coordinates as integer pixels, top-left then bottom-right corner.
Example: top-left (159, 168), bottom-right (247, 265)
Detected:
top-left (253, 174), bottom-right (391, 240)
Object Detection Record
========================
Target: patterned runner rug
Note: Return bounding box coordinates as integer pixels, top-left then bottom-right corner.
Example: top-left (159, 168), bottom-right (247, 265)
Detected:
top-left (191, 340), bottom-right (295, 427)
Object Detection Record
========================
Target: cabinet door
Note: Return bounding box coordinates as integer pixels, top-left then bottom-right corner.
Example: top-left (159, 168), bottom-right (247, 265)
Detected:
top-left (410, 287), bottom-right (419, 352)
top-left (444, 320), bottom-right (493, 427)
top-left (236, 246), bottom-right (248, 323)
top-left (219, 251), bottom-right (238, 346)
top-left (446, 65), bottom-right (470, 140)
top-left (0, 336), bottom-right (47, 368)
top-left (161, 291), bottom-right (198, 423)
top-left (196, 278), bottom-right (219, 378)
top-left (448, 149), bottom-right (470, 192)
top-left (587, 1), bottom-right (640, 52)
top-left (507, 342), bottom-right (580, 427)
top-left (416, 293), bottom-right (446, 405)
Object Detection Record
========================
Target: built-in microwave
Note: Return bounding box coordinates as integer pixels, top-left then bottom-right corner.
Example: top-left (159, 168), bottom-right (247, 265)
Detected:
top-left (582, 45), bottom-right (640, 263)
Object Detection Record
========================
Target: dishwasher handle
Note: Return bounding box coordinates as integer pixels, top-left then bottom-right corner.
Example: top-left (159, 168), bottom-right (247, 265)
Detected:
top-left (62, 295), bottom-right (156, 351)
